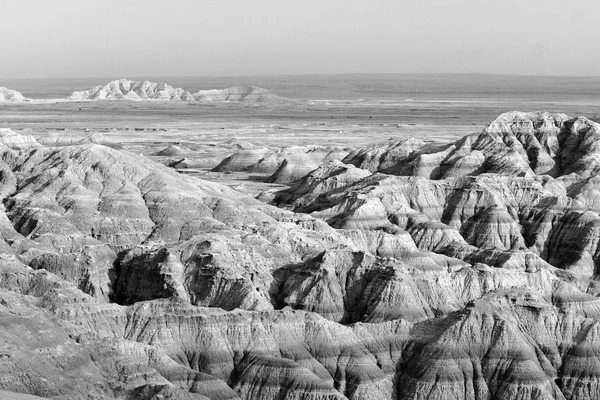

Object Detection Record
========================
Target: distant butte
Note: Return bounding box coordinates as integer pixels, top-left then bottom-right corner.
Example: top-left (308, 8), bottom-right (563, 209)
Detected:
top-left (0, 87), bottom-right (28, 102)
top-left (68, 78), bottom-right (281, 102)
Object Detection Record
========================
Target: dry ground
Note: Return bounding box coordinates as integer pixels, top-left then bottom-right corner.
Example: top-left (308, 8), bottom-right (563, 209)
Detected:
top-left (1, 97), bottom-right (598, 194)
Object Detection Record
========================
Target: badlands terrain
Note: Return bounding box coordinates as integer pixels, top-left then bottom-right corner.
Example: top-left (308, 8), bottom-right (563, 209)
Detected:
top-left (1, 75), bottom-right (600, 400)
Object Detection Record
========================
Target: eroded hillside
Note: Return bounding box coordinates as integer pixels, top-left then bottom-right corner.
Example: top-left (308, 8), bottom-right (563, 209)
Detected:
top-left (1, 112), bottom-right (600, 399)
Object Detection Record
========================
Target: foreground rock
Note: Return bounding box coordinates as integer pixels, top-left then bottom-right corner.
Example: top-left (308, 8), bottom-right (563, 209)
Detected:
top-left (3, 258), bottom-right (600, 399)
top-left (153, 144), bottom-right (189, 156)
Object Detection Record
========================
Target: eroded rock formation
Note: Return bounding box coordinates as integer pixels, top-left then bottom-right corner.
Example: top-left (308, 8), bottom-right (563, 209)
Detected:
top-left (270, 113), bottom-right (600, 278)
top-left (0, 129), bottom-right (41, 149)
top-left (213, 146), bottom-right (349, 183)
top-left (193, 85), bottom-right (279, 103)
top-left (0, 87), bottom-right (27, 102)
top-left (4, 112), bottom-right (600, 399)
top-left (68, 80), bottom-right (281, 103)
top-left (69, 79), bottom-right (195, 101)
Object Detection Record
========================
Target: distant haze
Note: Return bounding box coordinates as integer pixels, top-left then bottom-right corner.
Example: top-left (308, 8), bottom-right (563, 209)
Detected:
top-left (4, 74), bottom-right (600, 101)
top-left (2, 0), bottom-right (599, 79)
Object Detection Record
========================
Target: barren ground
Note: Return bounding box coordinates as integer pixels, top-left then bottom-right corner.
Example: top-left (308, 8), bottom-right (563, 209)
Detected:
top-left (1, 96), bottom-right (598, 194)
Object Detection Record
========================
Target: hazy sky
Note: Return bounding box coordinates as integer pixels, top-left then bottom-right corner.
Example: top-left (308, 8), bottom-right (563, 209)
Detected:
top-left (2, 0), bottom-right (599, 79)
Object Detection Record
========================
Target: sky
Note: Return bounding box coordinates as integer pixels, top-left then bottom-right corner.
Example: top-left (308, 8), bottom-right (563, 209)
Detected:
top-left (1, 0), bottom-right (599, 79)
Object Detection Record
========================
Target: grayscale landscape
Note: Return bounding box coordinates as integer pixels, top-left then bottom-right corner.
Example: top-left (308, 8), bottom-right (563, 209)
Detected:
top-left (3, 0), bottom-right (600, 398)
top-left (0, 74), bottom-right (600, 400)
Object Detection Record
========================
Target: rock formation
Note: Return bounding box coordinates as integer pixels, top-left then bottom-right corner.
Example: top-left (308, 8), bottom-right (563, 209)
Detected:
top-left (69, 79), bottom-right (194, 101)
top-left (34, 131), bottom-right (121, 148)
top-left (68, 80), bottom-right (281, 103)
top-left (0, 129), bottom-right (41, 149)
top-left (213, 146), bottom-right (349, 183)
top-left (193, 85), bottom-right (279, 103)
top-left (168, 157), bottom-right (217, 170)
top-left (153, 144), bottom-right (189, 156)
top-left (341, 112), bottom-right (584, 179)
top-left (0, 86), bottom-right (27, 102)
top-left (268, 113), bottom-right (600, 278)
top-left (5, 111), bottom-right (600, 399)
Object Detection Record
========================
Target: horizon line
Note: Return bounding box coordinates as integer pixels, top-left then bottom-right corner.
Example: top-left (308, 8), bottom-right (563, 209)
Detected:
top-left (4, 72), bottom-right (600, 82)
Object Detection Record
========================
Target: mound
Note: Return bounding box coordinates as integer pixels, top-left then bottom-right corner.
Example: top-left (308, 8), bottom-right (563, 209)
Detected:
top-left (168, 157), bottom-right (219, 169)
top-left (212, 148), bottom-right (272, 172)
top-left (35, 131), bottom-right (121, 148)
top-left (0, 87), bottom-right (27, 102)
top-left (0, 129), bottom-right (41, 149)
top-left (193, 85), bottom-right (279, 102)
top-left (213, 146), bottom-right (349, 183)
top-left (343, 137), bottom-right (426, 174)
top-left (153, 144), bottom-right (188, 156)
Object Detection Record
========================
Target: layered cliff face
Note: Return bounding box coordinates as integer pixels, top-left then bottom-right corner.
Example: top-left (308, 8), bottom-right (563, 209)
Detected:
top-left (5, 112), bottom-right (600, 399)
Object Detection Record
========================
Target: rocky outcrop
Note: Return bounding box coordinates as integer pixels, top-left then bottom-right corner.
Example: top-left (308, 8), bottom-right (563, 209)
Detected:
top-left (212, 148), bottom-right (272, 172)
top-left (34, 131), bottom-right (121, 148)
top-left (267, 113), bottom-right (600, 279)
top-left (153, 144), bottom-right (189, 156)
top-left (0, 86), bottom-right (27, 102)
top-left (396, 289), bottom-right (597, 400)
top-left (168, 157), bottom-right (220, 170)
top-left (69, 79), bottom-right (195, 101)
top-left (0, 143), bottom-right (459, 313)
top-left (342, 137), bottom-right (426, 174)
top-left (268, 167), bottom-right (582, 272)
top-left (68, 80), bottom-right (281, 103)
top-left (265, 160), bottom-right (372, 208)
top-left (266, 148), bottom-right (349, 184)
top-left (193, 85), bottom-right (279, 103)
top-left (339, 112), bottom-right (600, 180)
top-left (4, 256), bottom-right (600, 400)
top-left (213, 146), bottom-right (349, 184)
top-left (0, 129), bottom-right (41, 149)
